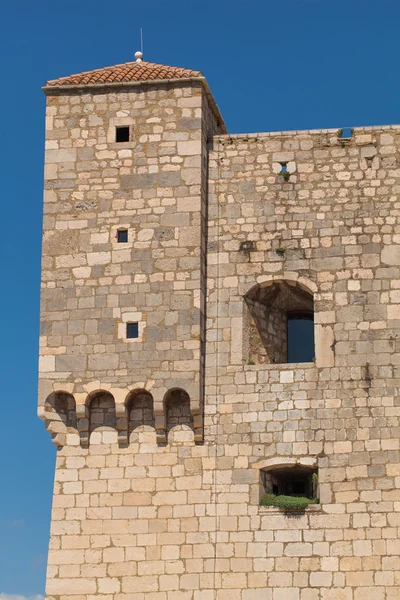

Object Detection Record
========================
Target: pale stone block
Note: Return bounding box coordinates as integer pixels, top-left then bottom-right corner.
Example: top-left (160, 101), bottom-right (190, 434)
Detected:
top-left (39, 355), bottom-right (55, 372)
top-left (382, 245), bottom-right (400, 265)
top-left (388, 305), bottom-right (400, 319)
top-left (87, 251), bottom-right (111, 265)
top-left (177, 141), bottom-right (201, 156)
top-left (46, 577), bottom-right (96, 594)
top-left (280, 371), bottom-right (294, 383)
top-left (98, 577), bottom-right (121, 593)
top-left (273, 589), bottom-right (299, 600)
top-left (321, 590), bottom-right (352, 600)
top-left (45, 148), bottom-right (77, 163)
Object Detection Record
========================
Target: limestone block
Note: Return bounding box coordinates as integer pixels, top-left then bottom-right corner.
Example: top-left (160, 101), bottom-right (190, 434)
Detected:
top-left (177, 141), bottom-right (202, 156)
top-left (55, 354), bottom-right (86, 372)
top-left (315, 324), bottom-right (334, 368)
top-left (46, 577), bottom-right (96, 594)
top-left (45, 149), bottom-right (77, 163)
top-left (39, 355), bottom-right (55, 373)
top-left (381, 245), bottom-right (400, 266)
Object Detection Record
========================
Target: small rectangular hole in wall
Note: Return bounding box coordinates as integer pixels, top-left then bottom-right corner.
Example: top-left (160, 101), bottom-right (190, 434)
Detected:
top-left (117, 229), bottom-right (128, 243)
top-left (126, 322), bottom-right (139, 339)
top-left (116, 126), bottom-right (130, 143)
top-left (280, 162), bottom-right (288, 173)
top-left (339, 127), bottom-right (353, 139)
top-left (260, 466), bottom-right (319, 510)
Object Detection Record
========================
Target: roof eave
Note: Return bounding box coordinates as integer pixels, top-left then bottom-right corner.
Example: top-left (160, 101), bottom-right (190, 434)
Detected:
top-left (42, 76), bottom-right (227, 134)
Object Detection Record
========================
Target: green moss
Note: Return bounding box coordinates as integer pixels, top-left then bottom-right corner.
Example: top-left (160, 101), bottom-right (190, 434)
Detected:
top-left (260, 493), bottom-right (318, 511)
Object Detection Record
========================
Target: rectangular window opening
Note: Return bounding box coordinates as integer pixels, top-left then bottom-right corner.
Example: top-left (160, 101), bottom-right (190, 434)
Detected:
top-left (260, 466), bottom-right (319, 510)
top-left (339, 127), bottom-right (353, 139)
top-left (245, 282), bottom-right (314, 365)
top-left (126, 322), bottom-right (139, 339)
top-left (116, 126), bottom-right (130, 143)
top-left (117, 229), bottom-right (128, 243)
top-left (280, 162), bottom-right (288, 173)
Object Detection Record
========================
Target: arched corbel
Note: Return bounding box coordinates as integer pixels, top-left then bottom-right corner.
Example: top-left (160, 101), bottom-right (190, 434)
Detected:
top-left (43, 415), bottom-right (66, 448)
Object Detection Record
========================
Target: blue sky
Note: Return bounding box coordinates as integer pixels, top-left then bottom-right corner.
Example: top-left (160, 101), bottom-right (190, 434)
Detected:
top-left (0, 0), bottom-right (398, 596)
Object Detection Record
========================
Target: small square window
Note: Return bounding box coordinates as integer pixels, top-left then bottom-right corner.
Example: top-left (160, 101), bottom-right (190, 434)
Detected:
top-left (116, 126), bottom-right (130, 143)
top-left (117, 229), bottom-right (128, 243)
top-left (126, 322), bottom-right (139, 339)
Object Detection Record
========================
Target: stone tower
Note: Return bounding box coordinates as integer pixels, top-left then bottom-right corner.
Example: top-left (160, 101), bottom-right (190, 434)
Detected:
top-left (39, 56), bottom-right (400, 600)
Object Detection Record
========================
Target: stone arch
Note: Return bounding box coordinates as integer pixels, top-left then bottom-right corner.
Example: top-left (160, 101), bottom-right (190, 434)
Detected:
top-left (244, 275), bottom-right (316, 365)
top-left (164, 388), bottom-right (194, 444)
top-left (45, 391), bottom-right (77, 429)
top-left (252, 273), bottom-right (318, 296)
top-left (126, 389), bottom-right (155, 441)
top-left (86, 390), bottom-right (117, 443)
top-left (251, 457), bottom-right (318, 471)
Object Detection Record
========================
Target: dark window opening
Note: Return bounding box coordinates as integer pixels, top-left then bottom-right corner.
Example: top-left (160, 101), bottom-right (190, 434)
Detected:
top-left (126, 322), bottom-right (139, 339)
top-left (262, 466), bottom-right (318, 500)
top-left (366, 156), bottom-right (374, 167)
top-left (165, 389), bottom-right (194, 442)
top-left (117, 229), bottom-right (128, 243)
top-left (287, 312), bottom-right (314, 363)
top-left (116, 126), bottom-right (130, 143)
top-left (245, 281), bottom-right (314, 365)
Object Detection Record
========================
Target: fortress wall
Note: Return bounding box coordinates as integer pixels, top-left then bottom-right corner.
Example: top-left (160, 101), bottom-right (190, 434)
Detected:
top-left (203, 127), bottom-right (400, 598)
top-left (41, 100), bottom-right (400, 600)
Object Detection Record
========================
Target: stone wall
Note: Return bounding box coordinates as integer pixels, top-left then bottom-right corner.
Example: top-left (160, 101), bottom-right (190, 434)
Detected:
top-left (204, 127), bottom-right (400, 599)
top-left (40, 86), bottom-right (400, 600)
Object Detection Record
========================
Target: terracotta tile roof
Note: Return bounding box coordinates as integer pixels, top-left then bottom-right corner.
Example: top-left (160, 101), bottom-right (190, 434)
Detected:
top-left (46, 61), bottom-right (204, 88)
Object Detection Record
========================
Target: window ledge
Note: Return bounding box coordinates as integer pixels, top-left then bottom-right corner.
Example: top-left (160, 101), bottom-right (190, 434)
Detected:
top-left (259, 504), bottom-right (322, 515)
top-left (244, 361), bottom-right (316, 371)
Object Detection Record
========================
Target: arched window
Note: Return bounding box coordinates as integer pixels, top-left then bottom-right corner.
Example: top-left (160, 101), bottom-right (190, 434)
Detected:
top-left (245, 280), bottom-right (314, 364)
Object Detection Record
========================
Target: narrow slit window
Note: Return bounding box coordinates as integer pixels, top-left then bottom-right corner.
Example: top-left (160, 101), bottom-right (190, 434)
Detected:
top-left (280, 163), bottom-right (288, 173)
top-left (126, 322), bottom-right (139, 339)
top-left (116, 126), bottom-right (130, 143)
top-left (117, 229), bottom-right (128, 243)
